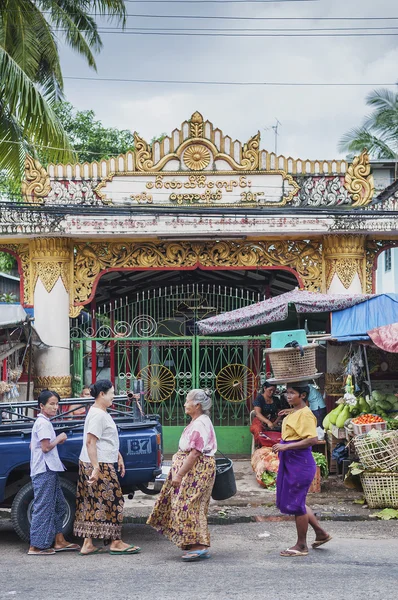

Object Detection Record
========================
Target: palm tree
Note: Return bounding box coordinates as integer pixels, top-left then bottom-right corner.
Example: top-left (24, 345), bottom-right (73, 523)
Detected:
top-left (338, 88), bottom-right (398, 159)
top-left (0, 1), bottom-right (126, 180)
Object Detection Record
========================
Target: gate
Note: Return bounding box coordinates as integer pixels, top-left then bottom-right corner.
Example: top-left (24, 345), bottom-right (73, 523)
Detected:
top-left (70, 284), bottom-right (269, 451)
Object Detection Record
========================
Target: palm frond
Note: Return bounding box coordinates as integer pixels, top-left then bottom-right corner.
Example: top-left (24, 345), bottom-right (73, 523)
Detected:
top-left (338, 126), bottom-right (397, 159)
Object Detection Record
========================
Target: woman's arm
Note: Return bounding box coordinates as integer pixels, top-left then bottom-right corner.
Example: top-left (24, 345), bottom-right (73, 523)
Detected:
top-left (272, 436), bottom-right (318, 453)
top-left (172, 448), bottom-right (202, 488)
top-left (118, 451), bottom-right (125, 477)
top-left (40, 432), bottom-right (67, 453)
top-left (86, 433), bottom-right (101, 484)
top-left (253, 406), bottom-right (273, 428)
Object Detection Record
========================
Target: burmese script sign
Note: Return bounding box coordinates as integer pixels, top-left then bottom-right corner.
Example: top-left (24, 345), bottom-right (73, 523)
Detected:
top-left (95, 172), bottom-right (299, 207)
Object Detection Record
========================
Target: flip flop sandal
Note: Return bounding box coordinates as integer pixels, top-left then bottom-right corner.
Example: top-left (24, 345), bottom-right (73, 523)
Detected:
top-left (54, 544), bottom-right (80, 552)
top-left (280, 548), bottom-right (309, 557)
top-left (312, 535), bottom-right (333, 548)
top-left (78, 548), bottom-right (105, 556)
top-left (109, 545), bottom-right (141, 555)
top-left (182, 549), bottom-right (211, 562)
top-left (27, 548), bottom-right (55, 556)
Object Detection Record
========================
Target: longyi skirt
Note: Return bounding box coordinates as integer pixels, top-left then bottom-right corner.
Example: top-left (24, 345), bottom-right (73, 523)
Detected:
top-left (73, 461), bottom-right (124, 541)
top-left (147, 451), bottom-right (215, 550)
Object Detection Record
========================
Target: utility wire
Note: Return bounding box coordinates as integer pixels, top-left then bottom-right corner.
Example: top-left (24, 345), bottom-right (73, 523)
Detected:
top-left (63, 76), bottom-right (398, 86)
top-left (51, 29), bottom-right (398, 37)
top-left (49, 26), bottom-right (398, 32)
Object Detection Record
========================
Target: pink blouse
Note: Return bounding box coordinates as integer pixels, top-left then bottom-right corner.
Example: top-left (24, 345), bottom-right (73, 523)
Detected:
top-left (179, 414), bottom-right (217, 456)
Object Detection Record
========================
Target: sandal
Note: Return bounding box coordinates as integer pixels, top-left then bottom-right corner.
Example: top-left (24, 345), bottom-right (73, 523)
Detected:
top-left (54, 543), bottom-right (80, 552)
top-left (109, 545), bottom-right (141, 555)
top-left (280, 548), bottom-right (308, 557)
top-left (78, 548), bottom-right (105, 556)
top-left (27, 548), bottom-right (55, 556)
top-left (182, 549), bottom-right (211, 562)
top-left (312, 535), bottom-right (332, 548)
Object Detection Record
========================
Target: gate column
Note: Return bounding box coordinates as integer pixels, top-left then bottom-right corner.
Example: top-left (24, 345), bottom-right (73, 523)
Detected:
top-left (323, 234), bottom-right (366, 294)
top-left (30, 238), bottom-right (73, 398)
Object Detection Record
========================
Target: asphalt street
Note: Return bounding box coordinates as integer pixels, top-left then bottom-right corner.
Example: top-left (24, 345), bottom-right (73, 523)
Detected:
top-left (0, 519), bottom-right (396, 600)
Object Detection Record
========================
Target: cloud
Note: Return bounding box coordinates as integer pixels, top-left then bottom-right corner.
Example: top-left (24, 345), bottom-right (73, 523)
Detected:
top-left (60, 0), bottom-right (398, 159)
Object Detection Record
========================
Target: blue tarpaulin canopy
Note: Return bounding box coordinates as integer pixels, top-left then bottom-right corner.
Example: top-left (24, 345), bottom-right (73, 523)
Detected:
top-left (331, 294), bottom-right (398, 342)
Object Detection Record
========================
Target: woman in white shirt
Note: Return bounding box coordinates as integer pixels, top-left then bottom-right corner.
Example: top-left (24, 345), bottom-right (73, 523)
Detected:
top-left (147, 389), bottom-right (217, 562)
top-left (28, 390), bottom-right (80, 555)
top-left (73, 379), bottom-right (140, 555)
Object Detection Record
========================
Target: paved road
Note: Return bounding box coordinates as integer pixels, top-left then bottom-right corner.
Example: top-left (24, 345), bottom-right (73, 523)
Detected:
top-left (0, 519), bottom-right (397, 600)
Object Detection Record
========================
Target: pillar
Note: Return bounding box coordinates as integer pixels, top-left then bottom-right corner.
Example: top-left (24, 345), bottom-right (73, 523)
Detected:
top-left (30, 238), bottom-right (73, 398)
top-left (323, 234), bottom-right (366, 294)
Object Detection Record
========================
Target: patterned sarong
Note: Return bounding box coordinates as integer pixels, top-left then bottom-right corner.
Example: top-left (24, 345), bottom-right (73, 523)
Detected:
top-left (30, 470), bottom-right (66, 549)
top-left (147, 451), bottom-right (216, 550)
top-left (73, 461), bottom-right (124, 541)
top-left (276, 441), bottom-right (316, 517)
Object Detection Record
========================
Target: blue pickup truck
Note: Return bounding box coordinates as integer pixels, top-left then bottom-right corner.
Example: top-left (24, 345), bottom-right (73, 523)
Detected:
top-left (0, 396), bottom-right (162, 541)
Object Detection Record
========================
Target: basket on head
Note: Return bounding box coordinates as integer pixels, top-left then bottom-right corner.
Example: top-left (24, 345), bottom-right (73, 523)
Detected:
top-left (264, 344), bottom-right (317, 379)
top-left (360, 472), bottom-right (398, 508)
top-left (353, 430), bottom-right (398, 471)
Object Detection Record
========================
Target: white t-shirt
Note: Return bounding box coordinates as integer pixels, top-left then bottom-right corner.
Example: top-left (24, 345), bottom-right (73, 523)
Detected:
top-left (79, 406), bottom-right (119, 464)
top-left (179, 414), bottom-right (217, 457)
top-left (30, 414), bottom-right (65, 477)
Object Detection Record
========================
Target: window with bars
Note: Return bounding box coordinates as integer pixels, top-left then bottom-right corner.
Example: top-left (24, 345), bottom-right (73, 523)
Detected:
top-left (385, 248), bottom-right (392, 272)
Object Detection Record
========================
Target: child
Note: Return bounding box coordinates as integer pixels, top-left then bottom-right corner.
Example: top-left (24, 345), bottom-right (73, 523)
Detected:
top-left (28, 389), bottom-right (80, 555)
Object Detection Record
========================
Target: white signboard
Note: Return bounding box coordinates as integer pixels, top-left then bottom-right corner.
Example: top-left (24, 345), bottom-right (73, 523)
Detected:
top-left (95, 172), bottom-right (298, 207)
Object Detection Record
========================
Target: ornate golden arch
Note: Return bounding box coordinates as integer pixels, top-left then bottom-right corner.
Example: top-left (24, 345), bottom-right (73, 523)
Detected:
top-left (72, 239), bottom-right (323, 315)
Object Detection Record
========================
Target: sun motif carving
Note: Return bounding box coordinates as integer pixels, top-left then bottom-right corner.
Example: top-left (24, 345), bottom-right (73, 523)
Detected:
top-left (183, 145), bottom-right (211, 171)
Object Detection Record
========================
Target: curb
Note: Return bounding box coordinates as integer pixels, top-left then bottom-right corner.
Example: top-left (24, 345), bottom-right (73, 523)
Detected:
top-left (122, 514), bottom-right (373, 526)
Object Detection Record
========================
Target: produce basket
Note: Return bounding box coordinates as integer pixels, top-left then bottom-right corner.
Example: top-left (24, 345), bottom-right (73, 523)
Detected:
top-left (352, 420), bottom-right (387, 436)
top-left (360, 472), bottom-right (398, 509)
top-left (264, 344), bottom-right (317, 379)
top-left (353, 430), bottom-right (398, 471)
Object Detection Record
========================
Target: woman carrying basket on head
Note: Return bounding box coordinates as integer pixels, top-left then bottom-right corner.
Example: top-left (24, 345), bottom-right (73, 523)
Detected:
top-left (272, 384), bottom-right (332, 557)
top-left (147, 389), bottom-right (217, 562)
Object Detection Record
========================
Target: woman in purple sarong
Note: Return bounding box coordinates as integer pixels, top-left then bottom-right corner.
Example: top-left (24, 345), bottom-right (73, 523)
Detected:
top-left (272, 385), bottom-right (332, 557)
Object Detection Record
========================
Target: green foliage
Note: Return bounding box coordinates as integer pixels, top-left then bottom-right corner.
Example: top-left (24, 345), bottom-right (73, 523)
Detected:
top-left (44, 102), bottom-right (136, 164)
top-left (0, 1), bottom-right (126, 179)
top-left (312, 452), bottom-right (329, 479)
top-left (339, 88), bottom-right (398, 159)
top-left (0, 252), bottom-right (17, 273)
top-left (370, 508), bottom-right (398, 520)
top-left (0, 292), bottom-right (17, 303)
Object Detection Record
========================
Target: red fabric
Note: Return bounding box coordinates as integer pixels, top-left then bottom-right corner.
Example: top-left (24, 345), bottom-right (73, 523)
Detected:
top-left (250, 417), bottom-right (282, 448)
top-left (368, 322), bottom-right (398, 353)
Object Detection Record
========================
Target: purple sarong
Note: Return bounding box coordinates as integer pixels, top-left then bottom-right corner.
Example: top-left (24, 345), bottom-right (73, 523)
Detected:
top-left (276, 440), bottom-right (316, 517)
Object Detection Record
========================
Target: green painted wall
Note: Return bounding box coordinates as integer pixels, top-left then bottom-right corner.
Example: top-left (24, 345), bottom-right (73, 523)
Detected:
top-left (163, 426), bottom-right (251, 456)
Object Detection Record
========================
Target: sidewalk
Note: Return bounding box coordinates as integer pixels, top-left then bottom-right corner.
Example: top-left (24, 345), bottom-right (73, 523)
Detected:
top-left (125, 459), bottom-right (373, 524)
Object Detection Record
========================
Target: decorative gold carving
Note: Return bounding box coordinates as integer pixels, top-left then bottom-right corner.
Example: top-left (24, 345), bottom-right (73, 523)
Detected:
top-left (72, 239), bottom-right (323, 308)
top-left (183, 145), bottom-right (211, 171)
top-left (344, 150), bottom-right (375, 207)
top-left (21, 155), bottom-right (51, 204)
top-left (323, 235), bottom-right (366, 290)
top-left (30, 238), bottom-right (72, 294)
top-left (241, 132), bottom-right (260, 171)
top-left (33, 375), bottom-right (72, 399)
top-left (0, 243), bottom-right (30, 304)
top-left (46, 112), bottom-right (348, 180)
top-left (190, 111), bottom-right (204, 137)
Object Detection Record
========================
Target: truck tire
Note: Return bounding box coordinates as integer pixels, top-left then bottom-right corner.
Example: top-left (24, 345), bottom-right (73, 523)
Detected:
top-left (11, 479), bottom-right (77, 543)
top-left (137, 483), bottom-right (161, 496)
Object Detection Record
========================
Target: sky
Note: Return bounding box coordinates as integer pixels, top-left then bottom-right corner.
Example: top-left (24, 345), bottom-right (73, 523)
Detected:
top-left (59, 0), bottom-right (398, 160)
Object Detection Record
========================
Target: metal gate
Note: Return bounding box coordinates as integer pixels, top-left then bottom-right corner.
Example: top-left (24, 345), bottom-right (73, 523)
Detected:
top-left (70, 284), bottom-right (269, 427)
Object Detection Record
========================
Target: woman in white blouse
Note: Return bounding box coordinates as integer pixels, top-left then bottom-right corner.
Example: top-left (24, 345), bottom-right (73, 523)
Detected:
top-left (147, 389), bottom-right (217, 562)
top-left (73, 379), bottom-right (140, 556)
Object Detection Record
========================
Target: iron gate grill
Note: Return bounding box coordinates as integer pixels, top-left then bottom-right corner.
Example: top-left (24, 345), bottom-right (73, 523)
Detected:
top-left (70, 284), bottom-right (269, 426)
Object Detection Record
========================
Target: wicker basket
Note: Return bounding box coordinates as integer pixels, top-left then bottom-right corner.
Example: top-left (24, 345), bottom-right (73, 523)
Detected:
top-left (360, 472), bottom-right (398, 508)
top-left (264, 344), bottom-right (317, 379)
top-left (354, 430), bottom-right (398, 471)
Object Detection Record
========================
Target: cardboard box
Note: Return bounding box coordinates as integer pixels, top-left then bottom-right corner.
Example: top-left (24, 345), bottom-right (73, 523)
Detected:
top-left (331, 425), bottom-right (346, 439)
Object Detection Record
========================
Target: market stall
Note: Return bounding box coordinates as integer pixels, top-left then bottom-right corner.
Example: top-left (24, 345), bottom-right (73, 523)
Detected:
top-left (322, 294), bottom-right (398, 508)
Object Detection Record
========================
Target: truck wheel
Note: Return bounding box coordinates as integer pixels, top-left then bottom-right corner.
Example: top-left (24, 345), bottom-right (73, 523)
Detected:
top-left (137, 483), bottom-right (161, 496)
top-left (11, 479), bottom-right (77, 543)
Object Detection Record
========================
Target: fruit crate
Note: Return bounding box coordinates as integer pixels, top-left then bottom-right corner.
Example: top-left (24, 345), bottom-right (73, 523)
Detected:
top-left (352, 420), bottom-right (387, 436)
